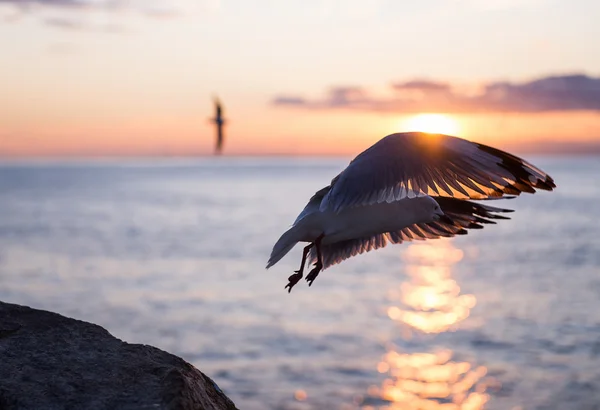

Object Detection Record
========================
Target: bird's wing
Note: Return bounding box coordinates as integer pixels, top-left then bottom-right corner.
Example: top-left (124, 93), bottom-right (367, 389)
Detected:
top-left (320, 132), bottom-right (555, 213)
top-left (310, 197), bottom-right (513, 269)
top-left (293, 185), bottom-right (331, 225)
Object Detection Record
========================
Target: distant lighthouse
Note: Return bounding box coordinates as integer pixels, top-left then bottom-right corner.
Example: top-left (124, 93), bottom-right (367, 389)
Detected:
top-left (212, 96), bottom-right (226, 155)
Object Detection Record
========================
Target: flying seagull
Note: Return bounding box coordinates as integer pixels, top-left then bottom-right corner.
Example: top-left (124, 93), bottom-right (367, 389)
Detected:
top-left (212, 96), bottom-right (226, 155)
top-left (266, 132), bottom-right (556, 293)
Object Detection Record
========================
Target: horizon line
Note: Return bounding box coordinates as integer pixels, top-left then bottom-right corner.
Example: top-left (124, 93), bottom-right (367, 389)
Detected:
top-left (0, 150), bottom-right (599, 164)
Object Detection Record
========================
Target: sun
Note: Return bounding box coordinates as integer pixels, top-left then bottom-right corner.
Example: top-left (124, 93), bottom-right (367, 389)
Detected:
top-left (403, 113), bottom-right (460, 136)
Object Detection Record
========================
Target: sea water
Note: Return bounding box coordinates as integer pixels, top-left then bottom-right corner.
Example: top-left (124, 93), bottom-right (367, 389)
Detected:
top-left (1, 156), bottom-right (599, 410)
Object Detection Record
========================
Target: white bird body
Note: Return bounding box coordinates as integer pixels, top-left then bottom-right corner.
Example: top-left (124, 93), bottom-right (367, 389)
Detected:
top-left (306, 197), bottom-right (439, 244)
top-left (270, 196), bottom-right (442, 268)
top-left (267, 132), bottom-right (556, 292)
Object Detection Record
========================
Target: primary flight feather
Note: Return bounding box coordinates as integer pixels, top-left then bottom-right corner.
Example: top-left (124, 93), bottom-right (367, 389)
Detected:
top-left (266, 132), bottom-right (556, 293)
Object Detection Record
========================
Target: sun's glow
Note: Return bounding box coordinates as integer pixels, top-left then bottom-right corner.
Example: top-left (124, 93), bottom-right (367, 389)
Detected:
top-left (404, 113), bottom-right (461, 135)
top-left (370, 241), bottom-right (492, 409)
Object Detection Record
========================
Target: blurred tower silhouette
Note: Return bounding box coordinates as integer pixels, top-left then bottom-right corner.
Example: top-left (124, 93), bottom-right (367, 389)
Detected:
top-left (212, 96), bottom-right (226, 155)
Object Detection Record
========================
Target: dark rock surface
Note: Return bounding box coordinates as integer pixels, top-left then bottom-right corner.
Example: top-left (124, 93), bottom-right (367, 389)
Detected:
top-left (0, 301), bottom-right (239, 410)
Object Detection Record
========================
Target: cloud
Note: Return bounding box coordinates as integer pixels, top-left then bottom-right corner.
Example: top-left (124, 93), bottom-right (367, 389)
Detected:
top-left (274, 86), bottom-right (388, 111)
top-left (0, 0), bottom-right (211, 30)
top-left (273, 74), bottom-right (600, 113)
top-left (272, 96), bottom-right (308, 106)
top-left (43, 15), bottom-right (85, 29)
top-left (0, 0), bottom-right (117, 12)
top-left (393, 80), bottom-right (451, 92)
top-left (0, 0), bottom-right (214, 15)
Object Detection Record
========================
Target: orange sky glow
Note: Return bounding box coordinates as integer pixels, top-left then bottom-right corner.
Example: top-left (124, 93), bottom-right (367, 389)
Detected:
top-left (3, 109), bottom-right (598, 157)
top-left (1, 1), bottom-right (599, 157)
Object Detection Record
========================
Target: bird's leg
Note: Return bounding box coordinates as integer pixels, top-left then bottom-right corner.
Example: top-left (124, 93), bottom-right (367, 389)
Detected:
top-left (285, 243), bottom-right (313, 293)
top-left (306, 234), bottom-right (325, 286)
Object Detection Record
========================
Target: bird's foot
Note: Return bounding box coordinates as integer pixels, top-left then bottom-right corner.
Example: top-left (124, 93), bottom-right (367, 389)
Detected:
top-left (285, 270), bottom-right (303, 293)
top-left (306, 262), bottom-right (323, 287)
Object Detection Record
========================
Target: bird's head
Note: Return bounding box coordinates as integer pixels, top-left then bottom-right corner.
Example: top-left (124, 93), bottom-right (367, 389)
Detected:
top-left (422, 196), bottom-right (451, 224)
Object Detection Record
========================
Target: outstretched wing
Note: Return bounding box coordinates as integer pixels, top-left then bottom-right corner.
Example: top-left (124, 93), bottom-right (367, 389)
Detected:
top-left (293, 185), bottom-right (331, 225)
top-left (310, 197), bottom-right (514, 269)
top-left (320, 132), bottom-right (555, 213)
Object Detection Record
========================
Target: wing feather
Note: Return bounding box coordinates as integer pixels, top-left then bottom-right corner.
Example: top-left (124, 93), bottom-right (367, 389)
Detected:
top-left (320, 132), bottom-right (555, 213)
top-left (293, 185), bottom-right (331, 225)
top-left (310, 197), bottom-right (514, 269)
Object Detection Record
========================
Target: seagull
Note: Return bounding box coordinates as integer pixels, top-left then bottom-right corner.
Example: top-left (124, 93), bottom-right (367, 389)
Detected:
top-left (266, 132), bottom-right (556, 293)
top-left (212, 96), bottom-right (226, 155)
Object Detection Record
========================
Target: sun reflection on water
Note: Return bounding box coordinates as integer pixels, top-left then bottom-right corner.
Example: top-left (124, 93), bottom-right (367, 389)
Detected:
top-left (387, 243), bottom-right (474, 335)
top-left (364, 240), bottom-right (493, 410)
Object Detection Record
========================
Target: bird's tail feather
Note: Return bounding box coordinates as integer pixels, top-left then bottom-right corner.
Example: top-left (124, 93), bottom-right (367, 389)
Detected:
top-left (266, 225), bottom-right (302, 269)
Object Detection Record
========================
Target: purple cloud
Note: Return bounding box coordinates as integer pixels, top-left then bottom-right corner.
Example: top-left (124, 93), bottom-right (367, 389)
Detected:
top-left (0, 0), bottom-right (114, 11)
top-left (393, 80), bottom-right (451, 92)
top-left (478, 75), bottom-right (600, 111)
top-left (276, 86), bottom-right (389, 111)
top-left (273, 74), bottom-right (600, 113)
top-left (0, 0), bottom-right (185, 31)
top-left (272, 96), bottom-right (308, 106)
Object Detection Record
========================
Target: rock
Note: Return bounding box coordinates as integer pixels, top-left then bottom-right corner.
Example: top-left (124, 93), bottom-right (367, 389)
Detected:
top-left (0, 301), bottom-right (239, 410)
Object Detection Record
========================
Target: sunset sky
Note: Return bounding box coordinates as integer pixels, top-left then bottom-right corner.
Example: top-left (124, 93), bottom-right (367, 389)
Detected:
top-left (1, 0), bottom-right (599, 157)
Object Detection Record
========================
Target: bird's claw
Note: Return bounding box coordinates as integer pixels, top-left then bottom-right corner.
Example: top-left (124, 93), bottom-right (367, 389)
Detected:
top-left (305, 263), bottom-right (323, 287)
top-left (285, 271), bottom-right (303, 293)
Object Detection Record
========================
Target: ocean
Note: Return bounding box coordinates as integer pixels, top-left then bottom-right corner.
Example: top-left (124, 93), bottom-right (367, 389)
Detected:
top-left (1, 156), bottom-right (599, 410)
